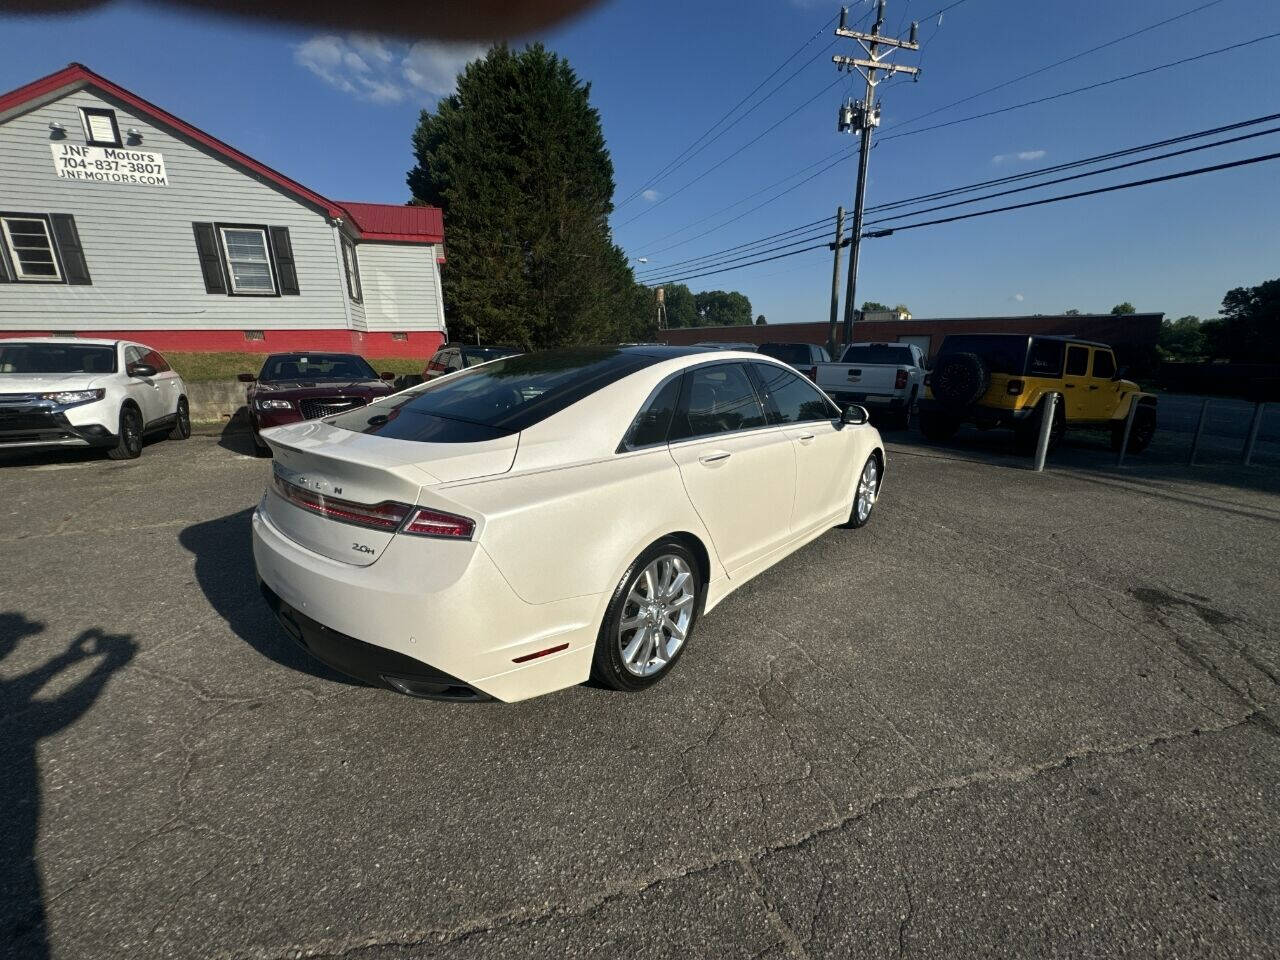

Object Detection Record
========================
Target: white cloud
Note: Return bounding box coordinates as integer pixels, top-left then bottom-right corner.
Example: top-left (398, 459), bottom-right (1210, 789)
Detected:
top-left (294, 34), bottom-right (484, 105)
top-left (1013, 293), bottom-right (1025, 302)
top-left (992, 149), bottom-right (1047, 165)
top-left (642, 189), bottom-right (661, 203)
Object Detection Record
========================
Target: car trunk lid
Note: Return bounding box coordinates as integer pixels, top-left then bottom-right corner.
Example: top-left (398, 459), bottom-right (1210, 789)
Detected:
top-left (262, 419), bottom-right (516, 566)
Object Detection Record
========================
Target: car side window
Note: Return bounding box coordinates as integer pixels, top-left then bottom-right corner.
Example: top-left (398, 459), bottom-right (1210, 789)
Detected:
top-left (670, 363), bottom-right (766, 441)
top-left (1092, 349), bottom-right (1116, 379)
top-left (751, 362), bottom-right (836, 424)
top-left (1028, 339), bottom-right (1066, 377)
top-left (124, 346), bottom-right (145, 371)
top-left (1064, 345), bottom-right (1089, 377)
top-left (623, 375), bottom-right (683, 449)
top-left (142, 349), bottom-right (170, 372)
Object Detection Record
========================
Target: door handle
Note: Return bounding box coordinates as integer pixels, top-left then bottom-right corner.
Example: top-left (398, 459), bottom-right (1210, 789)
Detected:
top-left (798, 433), bottom-right (816, 442)
top-left (1088, 385), bottom-right (1098, 391)
top-left (698, 452), bottom-right (731, 464)
top-left (1064, 383), bottom-right (1076, 388)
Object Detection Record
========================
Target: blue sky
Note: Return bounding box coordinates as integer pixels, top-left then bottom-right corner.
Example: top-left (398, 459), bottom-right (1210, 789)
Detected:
top-left (2, 0), bottom-right (1277, 324)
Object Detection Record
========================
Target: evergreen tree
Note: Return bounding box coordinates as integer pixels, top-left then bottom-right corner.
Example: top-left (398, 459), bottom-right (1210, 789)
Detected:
top-left (407, 44), bottom-right (643, 348)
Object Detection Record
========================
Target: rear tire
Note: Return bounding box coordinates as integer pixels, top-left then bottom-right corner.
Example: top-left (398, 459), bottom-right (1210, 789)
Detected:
top-left (919, 410), bottom-right (960, 443)
top-left (170, 397), bottom-right (191, 440)
top-left (591, 538), bottom-right (703, 693)
top-left (107, 406), bottom-right (143, 460)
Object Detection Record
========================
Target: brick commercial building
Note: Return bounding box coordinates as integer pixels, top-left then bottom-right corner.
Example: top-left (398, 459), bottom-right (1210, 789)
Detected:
top-left (0, 64), bottom-right (447, 358)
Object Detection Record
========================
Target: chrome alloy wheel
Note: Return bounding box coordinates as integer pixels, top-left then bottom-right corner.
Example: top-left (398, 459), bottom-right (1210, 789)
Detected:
top-left (618, 554), bottom-right (695, 677)
top-left (854, 457), bottom-right (879, 523)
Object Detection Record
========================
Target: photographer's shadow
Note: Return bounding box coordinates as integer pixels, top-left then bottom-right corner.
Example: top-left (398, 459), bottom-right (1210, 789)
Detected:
top-left (1, 614), bottom-right (136, 960)
top-left (178, 508), bottom-right (358, 686)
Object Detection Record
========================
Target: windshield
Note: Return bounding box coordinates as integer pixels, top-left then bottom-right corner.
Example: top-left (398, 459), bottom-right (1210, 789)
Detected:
top-left (259, 354), bottom-right (378, 382)
top-left (0, 342), bottom-right (117, 375)
top-left (328, 347), bottom-right (658, 442)
top-left (935, 336), bottom-right (1031, 375)
top-left (840, 345), bottom-right (915, 365)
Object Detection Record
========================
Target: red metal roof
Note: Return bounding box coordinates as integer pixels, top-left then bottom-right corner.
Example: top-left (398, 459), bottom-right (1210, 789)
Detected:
top-left (338, 203), bottom-right (444, 244)
top-left (0, 64), bottom-right (444, 247)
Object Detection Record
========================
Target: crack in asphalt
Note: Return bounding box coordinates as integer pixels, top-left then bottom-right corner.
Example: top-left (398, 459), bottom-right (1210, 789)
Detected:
top-left (233, 713), bottom-right (1263, 960)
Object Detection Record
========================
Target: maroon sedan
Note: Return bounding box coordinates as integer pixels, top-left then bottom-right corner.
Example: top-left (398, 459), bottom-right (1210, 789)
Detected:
top-left (238, 352), bottom-right (396, 456)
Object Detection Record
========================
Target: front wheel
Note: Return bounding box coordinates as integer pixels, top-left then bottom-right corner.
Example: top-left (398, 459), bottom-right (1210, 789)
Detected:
top-left (107, 407), bottom-right (143, 460)
top-left (591, 539), bottom-right (703, 693)
top-left (842, 453), bottom-right (881, 528)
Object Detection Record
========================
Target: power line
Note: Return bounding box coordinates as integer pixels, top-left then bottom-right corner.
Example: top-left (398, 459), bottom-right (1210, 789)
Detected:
top-left (866, 111), bottom-right (1280, 213)
top-left (864, 124), bottom-right (1280, 226)
top-left (636, 217), bottom-right (834, 278)
top-left (877, 31), bottom-right (1280, 144)
top-left (632, 147), bottom-right (852, 260)
top-left (617, 76), bottom-right (844, 227)
top-left (638, 113), bottom-right (1280, 280)
top-left (865, 150), bottom-right (1280, 236)
top-left (642, 150), bottom-right (1279, 285)
top-left (641, 226), bottom-right (847, 284)
top-left (617, 8), bottom-right (873, 209)
top-left (884, 0), bottom-right (1228, 134)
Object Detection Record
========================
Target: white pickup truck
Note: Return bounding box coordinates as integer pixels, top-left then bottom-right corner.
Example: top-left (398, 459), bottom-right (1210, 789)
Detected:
top-left (814, 341), bottom-right (928, 430)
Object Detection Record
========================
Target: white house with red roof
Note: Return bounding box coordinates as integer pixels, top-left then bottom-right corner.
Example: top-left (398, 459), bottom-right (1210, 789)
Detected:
top-left (0, 64), bottom-right (447, 358)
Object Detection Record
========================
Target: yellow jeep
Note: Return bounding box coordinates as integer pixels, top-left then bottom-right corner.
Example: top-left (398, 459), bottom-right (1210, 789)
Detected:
top-left (918, 334), bottom-right (1157, 454)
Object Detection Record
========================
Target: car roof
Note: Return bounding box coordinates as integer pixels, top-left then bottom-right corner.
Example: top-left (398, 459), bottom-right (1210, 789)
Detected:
top-left (1, 337), bottom-right (120, 347)
top-left (939, 333), bottom-right (1111, 350)
top-left (262, 351), bottom-right (364, 359)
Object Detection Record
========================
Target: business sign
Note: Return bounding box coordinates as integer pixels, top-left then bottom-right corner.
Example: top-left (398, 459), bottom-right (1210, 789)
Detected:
top-left (50, 143), bottom-right (169, 186)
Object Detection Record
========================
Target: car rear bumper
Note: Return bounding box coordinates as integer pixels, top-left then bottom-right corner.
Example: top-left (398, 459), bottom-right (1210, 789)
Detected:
top-left (825, 390), bottom-right (907, 409)
top-left (251, 501), bottom-right (599, 703)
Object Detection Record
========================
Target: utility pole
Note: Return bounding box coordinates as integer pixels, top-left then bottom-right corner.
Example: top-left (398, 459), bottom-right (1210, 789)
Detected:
top-left (655, 286), bottom-right (668, 331)
top-left (834, 1), bottom-right (920, 347)
top-left (827, 206), bottom-right (846, 357)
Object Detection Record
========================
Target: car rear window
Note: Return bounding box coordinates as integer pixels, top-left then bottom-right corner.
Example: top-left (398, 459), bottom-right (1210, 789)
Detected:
top-left (464, 346), bottom-right (522, 365)
top-left (840, 345), bottom-right (915, 365)
top-left (328, 347), bottom-right (658, 442)
top-left (757, 344), bottom-right (810, 365)
top-left (934, 336), bottom-right (1029, 375)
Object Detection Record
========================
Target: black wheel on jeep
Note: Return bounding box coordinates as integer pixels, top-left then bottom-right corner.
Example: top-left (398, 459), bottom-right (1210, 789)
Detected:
top-left (1111, 405), bottom-right (1156, 454)
top-left (1015, 397), bottom-right (1066, 455)
top-left (919, 409), bottom-right (960, 442)
top-left (931, 352), bottom-right (989, 409)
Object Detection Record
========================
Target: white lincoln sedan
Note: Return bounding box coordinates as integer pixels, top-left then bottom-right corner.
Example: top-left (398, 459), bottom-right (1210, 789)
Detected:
top-left (251, 346), bottom-right (884, 703)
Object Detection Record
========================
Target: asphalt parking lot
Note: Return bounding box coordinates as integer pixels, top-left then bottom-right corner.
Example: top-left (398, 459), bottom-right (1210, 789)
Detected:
top-left (2, 430), bottom-right (1278, 959)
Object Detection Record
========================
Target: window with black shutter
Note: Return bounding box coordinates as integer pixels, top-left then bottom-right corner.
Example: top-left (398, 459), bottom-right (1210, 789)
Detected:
top-left (192, 222), bottom-right (301, 297)
top-left (0, 212), bottom-right (91, 285)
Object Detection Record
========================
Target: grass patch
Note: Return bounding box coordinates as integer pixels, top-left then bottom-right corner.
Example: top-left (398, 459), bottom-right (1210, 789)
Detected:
top-left (167, 352), bottom-right (426, 382)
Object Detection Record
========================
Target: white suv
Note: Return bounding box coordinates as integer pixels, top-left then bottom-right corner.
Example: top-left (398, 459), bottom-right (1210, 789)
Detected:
top-left (0, 338), bottom-right (190, 459)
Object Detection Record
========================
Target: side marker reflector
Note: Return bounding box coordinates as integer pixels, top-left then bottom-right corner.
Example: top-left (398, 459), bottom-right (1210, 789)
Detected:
top-left (512, 642), bottom-right (570, 664)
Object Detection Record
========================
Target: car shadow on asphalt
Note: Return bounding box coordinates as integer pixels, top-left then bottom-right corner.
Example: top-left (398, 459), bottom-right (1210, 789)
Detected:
top-left (177, 508), bottom-right (361, 687)
top-left (0, 613), bottom-right (136, 960)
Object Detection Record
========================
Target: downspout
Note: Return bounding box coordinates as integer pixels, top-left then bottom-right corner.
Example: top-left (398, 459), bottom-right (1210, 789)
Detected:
top-left (330, 218), bottom-right (355, 349)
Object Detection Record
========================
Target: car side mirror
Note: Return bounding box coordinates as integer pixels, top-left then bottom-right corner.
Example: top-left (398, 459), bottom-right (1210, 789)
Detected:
top-left (237, 373), bottom-right (256, 383)
top-left (1112, 366), bottom-right (1128, 381)
top-left (380, 371), bottom-right (395, 381)
top-left (841, 404), bottom-right (870, 425)
top-left (128, 363), bottom-right (157, 378)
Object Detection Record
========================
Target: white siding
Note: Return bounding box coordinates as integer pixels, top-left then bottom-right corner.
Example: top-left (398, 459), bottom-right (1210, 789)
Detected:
top-left (356, 242), bottom-right (446, 333)
top-left (0, 87), bottom-right (350, 331)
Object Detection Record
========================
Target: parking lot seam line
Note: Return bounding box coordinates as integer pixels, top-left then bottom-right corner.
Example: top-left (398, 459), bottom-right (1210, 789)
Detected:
top-left (237, 714), bottom-right (1263, 960)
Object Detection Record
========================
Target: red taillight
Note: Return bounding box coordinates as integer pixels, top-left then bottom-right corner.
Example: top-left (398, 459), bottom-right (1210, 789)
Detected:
top-left (806, 366), bottom-right (817, 381)
top-left (402, 507), bottom-right (475, 540)
top-left (1007, 379), bottom-right (1024, 396)
top-left (895, 369), bottom-right (909, 389)
top-left (273, 474), bottom-right (408, 530)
